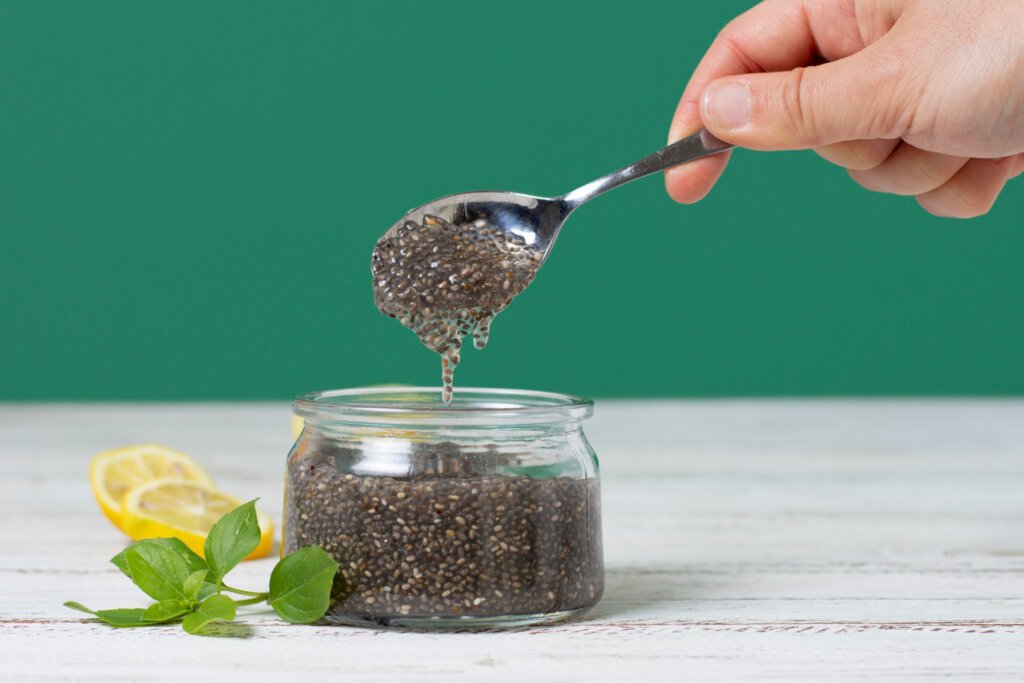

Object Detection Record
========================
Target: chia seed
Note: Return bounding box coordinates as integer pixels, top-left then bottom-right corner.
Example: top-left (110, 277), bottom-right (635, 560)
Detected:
top-left (284, 440), bottom-right (603, 625)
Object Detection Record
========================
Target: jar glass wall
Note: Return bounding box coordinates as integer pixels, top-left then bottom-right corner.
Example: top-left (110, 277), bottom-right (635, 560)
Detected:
top-left (285, 387), bottom-right (603, 628)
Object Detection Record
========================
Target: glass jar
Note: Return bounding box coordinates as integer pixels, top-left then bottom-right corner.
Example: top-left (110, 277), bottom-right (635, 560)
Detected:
top-left (285, 387), bottom-right (603, 628)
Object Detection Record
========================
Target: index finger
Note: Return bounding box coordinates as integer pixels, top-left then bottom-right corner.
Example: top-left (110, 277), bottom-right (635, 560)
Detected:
top-left (666, 0), bottom-right (899, 203)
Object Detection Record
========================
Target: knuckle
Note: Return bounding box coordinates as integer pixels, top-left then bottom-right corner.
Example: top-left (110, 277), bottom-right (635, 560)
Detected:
top-left (848, 168), bottom-right (884, 193)
top-left (844, 143), bottom-right (891, 171)
top-left (914, 194), bottom-right (953, 218)
top-left (955, 193), bottom-right (996, 218)
top-left (916, 190), bottom-right (994, 220)
top-left (714, 17), bottom-right (741, 45)
top-left (904, 102), bottom-right (939, 147)
top-left (780, 67), bottom-right (818, 144)
top-left (714, 30), bottom-right (759, 74)
top-left (863, 51), bottom-right (920, 139)
top-left (820, 140), bottom-right (897, 173)
top-left (905, 153), bottom-right (953, 195)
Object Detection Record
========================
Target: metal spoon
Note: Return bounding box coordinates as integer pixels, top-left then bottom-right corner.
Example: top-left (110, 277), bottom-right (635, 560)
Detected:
top-left (381, 129), bottom-right (732, 261)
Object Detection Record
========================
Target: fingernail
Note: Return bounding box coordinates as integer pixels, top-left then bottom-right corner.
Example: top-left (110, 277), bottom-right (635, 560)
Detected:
top-left (703, 82), bottom-right (750, 129)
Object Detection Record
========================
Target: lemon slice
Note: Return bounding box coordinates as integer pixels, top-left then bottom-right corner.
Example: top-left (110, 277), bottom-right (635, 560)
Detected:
top-left (90, 444), bottom-right (214, 531)
top-left (121, 479), bottom-right (273, 560)
top-left (291, 415), bottom-right (304, 441)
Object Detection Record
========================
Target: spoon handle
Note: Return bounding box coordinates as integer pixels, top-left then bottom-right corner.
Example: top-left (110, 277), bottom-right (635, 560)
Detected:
top-left (561, 129), bottom-right (733, 209)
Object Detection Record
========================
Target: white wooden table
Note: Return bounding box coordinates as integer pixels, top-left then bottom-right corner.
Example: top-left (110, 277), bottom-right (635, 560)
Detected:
top-left (1, 401), bottom-right (1022, 681)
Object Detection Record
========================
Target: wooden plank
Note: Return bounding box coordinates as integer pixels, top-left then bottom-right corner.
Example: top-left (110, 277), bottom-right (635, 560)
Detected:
top-left (11, 568), bottom-right (1024, 621)
top-left (2, 621), bottom-right (1022, 683)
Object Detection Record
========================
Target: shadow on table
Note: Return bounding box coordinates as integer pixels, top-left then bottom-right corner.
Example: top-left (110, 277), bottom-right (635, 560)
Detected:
top-left (304, 564), bottom-right (692, 633)
top-left (199, 623), bottom-right (256, 638)
top-left (584, 564), bottom-right (699, 621)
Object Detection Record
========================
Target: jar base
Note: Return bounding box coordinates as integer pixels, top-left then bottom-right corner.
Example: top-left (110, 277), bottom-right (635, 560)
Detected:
top-left (321, 605), bottom-right (595, 630)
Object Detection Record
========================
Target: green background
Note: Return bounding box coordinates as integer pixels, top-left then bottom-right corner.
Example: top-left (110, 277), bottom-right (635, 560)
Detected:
top-left (2, 1), bottom-right (1022, 400)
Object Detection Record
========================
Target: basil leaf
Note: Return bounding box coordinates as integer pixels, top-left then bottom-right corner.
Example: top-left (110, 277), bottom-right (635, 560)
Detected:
top-left (110, 550), bottom-right (131, 578)
top-left (182, 594), bottom-right (236, 635)
top-left (183, 569), bottom-right (209, 601)
top-left (124, 542), bottom-right (195, 601)
top-left (64, 601), bottom-right (96, 615)
top-left (64, 601), bottom-right (152, 628)
top-left (268, 546), bottom-right (338, 624)
top-left (114, 538), bottom-right (218, 599)
top-left (112, 537), bottom-right (206, 579)
top-left (204, 500), bottom-right (261, 584)
top-left (94, 609), bottom-right (153, 627)
top-left (142, 600), bottom-right (191, 623)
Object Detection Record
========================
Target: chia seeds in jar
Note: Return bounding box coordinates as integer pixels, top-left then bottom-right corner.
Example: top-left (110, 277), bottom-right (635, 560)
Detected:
top-left (285, 387), bottom-right (603, 628)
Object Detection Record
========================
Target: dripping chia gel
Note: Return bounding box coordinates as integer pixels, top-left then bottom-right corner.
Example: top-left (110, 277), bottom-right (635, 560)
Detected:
top-left (371, 215), bottom-right (543, 401)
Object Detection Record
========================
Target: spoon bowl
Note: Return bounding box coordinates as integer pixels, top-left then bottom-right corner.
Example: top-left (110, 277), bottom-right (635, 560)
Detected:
top-left (385, 191), bottom-right (567, 264)
top-left (380, 129), bottom-right (732, 264)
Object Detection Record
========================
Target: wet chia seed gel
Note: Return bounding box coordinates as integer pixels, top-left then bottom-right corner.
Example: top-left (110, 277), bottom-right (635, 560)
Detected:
top-left (371, 215), bottom-right (544, 402)
top-left (284, 444), bottom-right (603, 624)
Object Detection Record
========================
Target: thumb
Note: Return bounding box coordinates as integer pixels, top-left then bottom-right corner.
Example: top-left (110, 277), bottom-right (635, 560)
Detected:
top-left (700, 54), bottom-right (907, 150)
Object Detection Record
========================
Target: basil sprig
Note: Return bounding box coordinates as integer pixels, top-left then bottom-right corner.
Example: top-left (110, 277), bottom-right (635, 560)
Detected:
top-left (66, 500), bottom-right (339, 635)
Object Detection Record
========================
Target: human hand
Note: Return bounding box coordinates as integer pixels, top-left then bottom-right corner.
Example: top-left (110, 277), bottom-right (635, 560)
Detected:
top-left (666, 0), bottom-right (1024, 218)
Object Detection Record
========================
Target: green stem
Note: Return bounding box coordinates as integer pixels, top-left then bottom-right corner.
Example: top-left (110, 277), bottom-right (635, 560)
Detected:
top-left (232, 595), bottom-right (269, 607)
top-left (221, 584), bottom-right (266, 598)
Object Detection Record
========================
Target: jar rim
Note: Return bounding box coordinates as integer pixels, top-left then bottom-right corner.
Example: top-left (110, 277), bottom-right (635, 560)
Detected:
top-left (293, 386), bottom-right (593, 426)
